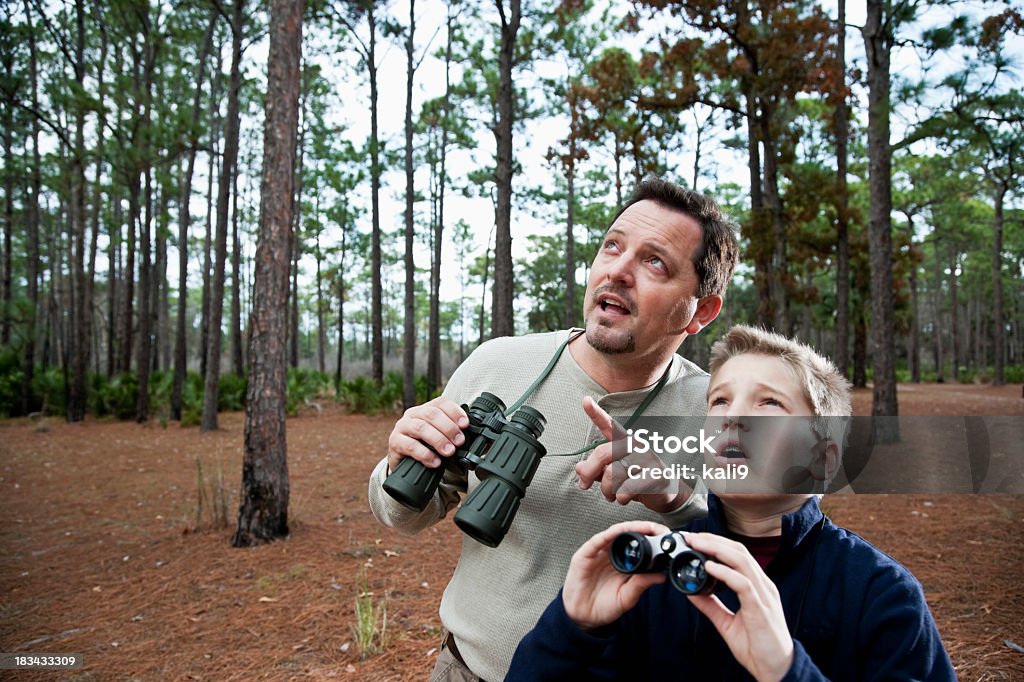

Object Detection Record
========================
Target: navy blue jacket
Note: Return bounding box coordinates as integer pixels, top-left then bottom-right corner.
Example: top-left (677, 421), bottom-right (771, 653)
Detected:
top-left (506, 496), bottom-right (956, 681)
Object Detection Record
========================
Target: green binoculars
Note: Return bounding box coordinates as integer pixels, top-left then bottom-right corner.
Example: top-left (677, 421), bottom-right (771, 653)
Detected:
top-left (381, 392), bottom-right (547, 547)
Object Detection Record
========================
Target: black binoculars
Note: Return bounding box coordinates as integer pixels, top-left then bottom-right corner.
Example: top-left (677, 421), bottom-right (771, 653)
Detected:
top-left (610, 530), bottom-right (718, 595)
top-left (381, 392), bottom-right (547, 548)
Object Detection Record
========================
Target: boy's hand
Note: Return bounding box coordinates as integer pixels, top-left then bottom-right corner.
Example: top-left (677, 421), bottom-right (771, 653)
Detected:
top-left (683, 532), bottom-right (794, 682)
top-left (575, 397), bottom-right (691, 513)
top-left (562, 520), bottom-right (670, 630)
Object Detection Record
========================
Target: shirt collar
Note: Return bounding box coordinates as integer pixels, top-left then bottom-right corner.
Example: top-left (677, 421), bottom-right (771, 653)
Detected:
top-left (705, 494), bottom-right (824, 554)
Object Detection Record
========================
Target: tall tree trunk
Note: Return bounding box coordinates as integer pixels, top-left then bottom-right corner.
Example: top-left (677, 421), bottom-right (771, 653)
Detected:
top-left (490, 0), bottom-right (520, 339)
top-left (87, 12), bottom-right (108, 382)
top-left (949, 252), bottom-right (959, 382)
top-left (136, 12), bottom-right (158, 422)
top-left (744, 87), bottom-right (770, 328)
top-left (200, 47), bottom-right (223, 382)
top-left (67, 0), bottom-right (89, 422)
top-left (853, 300), bottom-right (867, 388)
top-left (427, 6), bottom-right (454, 397)
top-left (20, 0), bottom-right (42, 413)
top-left (202, 0), bottom-right (245, 431)
top-left (760, 112), bottom-right (788, 334)
top-left (173, 9), bottom-right (218, 421)
top-left (564, 86), bottom-right (577, 329)
top-left (909, 247), bottom-right (920, 383)
top-left (367, 9), bottom-right (383, 386)
top-left (932, 236), bottom-right (945, 382)
top-left (402, 0), bottom-right (417, 409)
top-left (289, 89), bottom-right (305, 370)
top-left (315, 226), bottom-right (325, 374)
top-left (231, 155), bottom-right (244, 375)
top-left (2, 55), bottom-right (12, 347)
top-left (863, 0), bottom-right (899, 435)
top-left (234, 0), bottom-right (303, 546)
top-left (834, 0), bottom-right (850, 377)
top-left (992, 184), bottom-right (1006, 384)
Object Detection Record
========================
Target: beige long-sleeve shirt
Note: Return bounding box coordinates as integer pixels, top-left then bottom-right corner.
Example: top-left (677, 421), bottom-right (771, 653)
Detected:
top-left (368, 329), bottom-right (709, 681)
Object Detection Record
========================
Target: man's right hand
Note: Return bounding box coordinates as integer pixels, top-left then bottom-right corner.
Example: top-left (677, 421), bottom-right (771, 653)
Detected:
top-left (562, 520), bottom-right (670, 631)
top-left (386, 397), bottom-right (470, 474)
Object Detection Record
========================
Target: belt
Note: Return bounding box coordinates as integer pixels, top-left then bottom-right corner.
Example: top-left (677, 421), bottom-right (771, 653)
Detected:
top-left (442, 632), bottom-right (486, 682)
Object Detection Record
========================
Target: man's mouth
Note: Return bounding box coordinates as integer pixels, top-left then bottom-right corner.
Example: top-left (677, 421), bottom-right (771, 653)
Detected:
top-left (597, 294), bottom-right (632, 316)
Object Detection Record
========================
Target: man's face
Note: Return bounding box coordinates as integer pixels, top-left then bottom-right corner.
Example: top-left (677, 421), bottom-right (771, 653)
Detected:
top-left (583, 200), bottom-right (705, 359)
top-left (703, 353), bottom-right (825, 496)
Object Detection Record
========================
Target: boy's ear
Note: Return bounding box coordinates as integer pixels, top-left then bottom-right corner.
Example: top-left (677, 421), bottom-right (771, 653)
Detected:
top-left (810, 439), bottom-right (841, 481)
top-left (684, 295), bottom-right (723, 336)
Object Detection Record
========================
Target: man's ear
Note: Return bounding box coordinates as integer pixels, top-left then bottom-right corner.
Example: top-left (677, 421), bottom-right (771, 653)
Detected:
top-left (810, 439), bottom-right (841, 481)
top-left (684, 295), bottom-right (723, 335)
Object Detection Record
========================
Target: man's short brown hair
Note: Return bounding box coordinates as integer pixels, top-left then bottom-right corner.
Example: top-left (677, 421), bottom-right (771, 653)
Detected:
top-left (614, 177), bottom-right (739, 298)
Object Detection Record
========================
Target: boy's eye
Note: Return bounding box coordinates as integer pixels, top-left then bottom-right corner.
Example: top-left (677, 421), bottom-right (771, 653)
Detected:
top-left (763, 397), bottom-right (785, 408)
top-left (709, 397), bottom-right (727, 406)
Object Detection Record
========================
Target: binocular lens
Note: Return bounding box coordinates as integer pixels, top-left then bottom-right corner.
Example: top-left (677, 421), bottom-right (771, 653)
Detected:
top-left (610, 532), bottom-right (652, 573)
top-left (669, 551), bottom-right (715, 595)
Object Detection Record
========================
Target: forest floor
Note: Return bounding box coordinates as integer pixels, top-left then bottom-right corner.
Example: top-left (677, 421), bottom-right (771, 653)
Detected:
top-left (1, 382), bottom-right (1023, 681)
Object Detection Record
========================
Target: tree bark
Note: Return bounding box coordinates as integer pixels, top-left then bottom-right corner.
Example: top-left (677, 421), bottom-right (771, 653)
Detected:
top-left (67, 0), bottom-right (89, 422)
top-left (231, 153), bottom-right (244, 376)
top-left (173, 9), bottom-right (218, 421)
top-left (490, 0), bottom-right (520, 339)
top-left (402, 0), bottom-right (417, 409)
top-left (863, 0), bottom-right (899, 436)
top-left (202, 0), bottom-right (245, 432)
top-left (21, 0), bottom-right (42, 413)
top-left (992, 184), bottom-right (1006, 384)
top-left (233, 0), bottom-right (303, 547)
top-left (834, 0), bottom-right (850, 378)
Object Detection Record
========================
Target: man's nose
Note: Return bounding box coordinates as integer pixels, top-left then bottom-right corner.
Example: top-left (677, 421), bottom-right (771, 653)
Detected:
top-left (605, 254), bottom-right (636, 287)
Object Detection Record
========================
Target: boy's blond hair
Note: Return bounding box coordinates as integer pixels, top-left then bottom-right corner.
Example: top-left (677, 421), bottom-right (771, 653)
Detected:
top-left (708, 325), bottom-right (852, 443)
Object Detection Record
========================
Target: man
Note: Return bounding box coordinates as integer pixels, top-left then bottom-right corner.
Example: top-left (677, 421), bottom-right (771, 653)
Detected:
top-left (367, 177), bottom-right (740, 681)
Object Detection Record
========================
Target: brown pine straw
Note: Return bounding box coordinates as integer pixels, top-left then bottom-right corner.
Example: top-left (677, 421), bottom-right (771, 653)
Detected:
top-left (2, 388), bottom-right (1022, 680)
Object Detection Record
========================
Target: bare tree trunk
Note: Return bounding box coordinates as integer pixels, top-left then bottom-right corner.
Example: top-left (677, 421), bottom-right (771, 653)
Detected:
top-left (21, 0), bottom-right (42, 412)
top-left (950, 252), bottom-right (959, 382)
top-left (402, 0), bottom-right (417, 409)
top-left (367, 9), bottom-right (383, 386)
top-left (834, 0), bottom-right (850, 377)
top-left (67, 0), bottom-right (89, 422)
top-left (863, 0), bottom-right (899, 435)
top-left (992, 184), bottom-right (1006, 384)
top-left (289, 90), bottom-right (305, 370)
top-left (490, 0), bottom-right (520, 339)
top-left (932, 236), bottom-right (945, 382)
top-left (427, 7), bottom-right (455, 397)
top-left (200, 47), bottom-right (223, 382)
top-left (2, 57), bottom-right (12, 347)
top-left (231, 156), bottom-right (244, 375)
top-left (315, 228), bottom-right (325, 374)
top-left (173, 10), bottom-right (218, 421)
top-left (202, 0), bottom-right (245, 432)
top-left (909, 249), bottom-right (920, 382)
top-left (234, 0), bottom-right (303, 546)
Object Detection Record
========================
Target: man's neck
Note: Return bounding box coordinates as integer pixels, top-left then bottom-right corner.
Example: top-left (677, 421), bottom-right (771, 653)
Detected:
top-left (567, 332), bottom-right (674, 393)
top-left (720, 495), bottom-right (813, 537)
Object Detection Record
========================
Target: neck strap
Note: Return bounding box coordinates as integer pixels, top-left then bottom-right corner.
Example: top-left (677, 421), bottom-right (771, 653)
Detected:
top-left (504, 329), bottom-right (674, 458)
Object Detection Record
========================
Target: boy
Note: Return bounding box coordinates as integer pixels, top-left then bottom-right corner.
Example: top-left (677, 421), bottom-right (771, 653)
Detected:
top-left (506, 325), bottom-right (956, 681)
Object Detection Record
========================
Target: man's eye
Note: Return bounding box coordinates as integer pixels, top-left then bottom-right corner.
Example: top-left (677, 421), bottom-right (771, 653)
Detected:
top-left (709, 397), bottom-right (727, 406)
top-left (648, 256), bottom-right (665, 270)
top-left (603, 239), bottom-right (619, 251)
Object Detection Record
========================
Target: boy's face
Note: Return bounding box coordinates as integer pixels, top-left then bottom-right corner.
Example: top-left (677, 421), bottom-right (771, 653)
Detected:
top-left (703, 353), bottom-right (827, 497)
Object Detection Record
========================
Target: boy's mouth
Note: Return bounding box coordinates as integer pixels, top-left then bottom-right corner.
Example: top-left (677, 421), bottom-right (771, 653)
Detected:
top-left (713, 438), bottom-right (748, 467)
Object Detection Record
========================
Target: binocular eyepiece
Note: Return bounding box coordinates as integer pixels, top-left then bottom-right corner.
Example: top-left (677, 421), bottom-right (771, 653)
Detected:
top-left (610, 531), bottom-right (718, 596)
top-left (381, 392), bottom-right (547, 548)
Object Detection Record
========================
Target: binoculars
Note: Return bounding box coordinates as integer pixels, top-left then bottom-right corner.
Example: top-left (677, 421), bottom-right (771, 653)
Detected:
top-left (610, 530), bottom-right (718, 595)
top-left (381, 392), bottom-right (547, 548)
